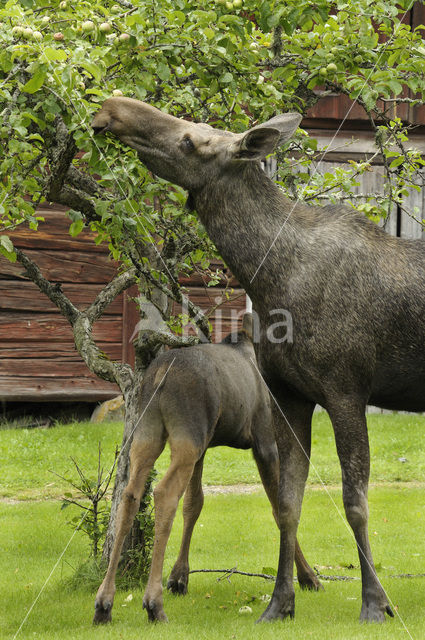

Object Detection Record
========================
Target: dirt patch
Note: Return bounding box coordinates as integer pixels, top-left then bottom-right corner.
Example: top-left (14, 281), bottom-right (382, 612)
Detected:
top-left (203, 484), bottom-right (264, 495)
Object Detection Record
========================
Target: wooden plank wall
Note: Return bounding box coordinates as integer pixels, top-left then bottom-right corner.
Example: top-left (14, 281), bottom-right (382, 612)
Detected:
top-left (0, 206), bottom-right (134, 402)
top-left (174, 259), bottom-right (247, 343)
top-left (0, 209), bottom-right (247, 402)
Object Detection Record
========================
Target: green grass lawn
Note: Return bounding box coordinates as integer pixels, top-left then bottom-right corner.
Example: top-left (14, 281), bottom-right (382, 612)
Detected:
top-left (0, 412), bottom-right (424, 639)
top-left (1, 488), bottom-right (424, 640)
top-left (1, 412), bottom-right (424, 499)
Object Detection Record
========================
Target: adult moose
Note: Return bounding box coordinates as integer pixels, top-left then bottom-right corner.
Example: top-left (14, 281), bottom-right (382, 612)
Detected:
top-left (92, 97), bottom-right (425, 624)
top-left (93, 314), bottom-right (321, 624)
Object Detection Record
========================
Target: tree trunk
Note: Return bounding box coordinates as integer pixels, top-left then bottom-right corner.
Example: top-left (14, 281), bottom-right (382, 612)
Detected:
top-left (101, 286), bottom-right (171, 565)
top-left (101, 385), bottom-right (142, 563)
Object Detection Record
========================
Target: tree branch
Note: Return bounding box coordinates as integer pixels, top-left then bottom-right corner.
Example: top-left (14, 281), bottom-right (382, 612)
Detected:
top-left (85, 268), bottom-right (137, 323)
top-left (46, 116), bottom-right (77, 196)
top-left (15, 248), bottom-right (79, 324)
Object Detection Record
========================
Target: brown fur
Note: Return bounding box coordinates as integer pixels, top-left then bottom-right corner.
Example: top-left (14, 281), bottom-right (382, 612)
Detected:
top-left (93, 318), bottom-right (321, 624)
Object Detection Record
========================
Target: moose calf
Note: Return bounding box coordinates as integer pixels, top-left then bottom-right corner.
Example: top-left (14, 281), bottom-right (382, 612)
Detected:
top-left (94, 314), bottom-right (321, 624)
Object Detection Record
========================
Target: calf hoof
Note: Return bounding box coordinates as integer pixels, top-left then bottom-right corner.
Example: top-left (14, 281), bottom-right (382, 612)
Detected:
top-left (167, 575), bottom-right (188, 595)
top-left (360, 601), bottom-right (394, 623)
top-left (143, 599), bottom-right (169, 623)
top-left (256, 596), bottom-right (294, 623)
top-left (298, 573), bottom-right (324, 592)
top-left (93, 601), bottom-right (113, 625)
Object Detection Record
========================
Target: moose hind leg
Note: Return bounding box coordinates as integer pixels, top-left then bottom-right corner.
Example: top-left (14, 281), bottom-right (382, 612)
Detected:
top-left (143, 441), bottom-right (199, 622)
top-left (328, 399), bottom-right (393, 623)
top-left (93, 438), bottom-right (164, 624)
top-left (168, 453), bottom-right (205, 595)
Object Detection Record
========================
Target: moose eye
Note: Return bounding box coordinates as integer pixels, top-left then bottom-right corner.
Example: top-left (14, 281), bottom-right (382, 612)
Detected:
top-left (181, 136), bottom-right (194, 152)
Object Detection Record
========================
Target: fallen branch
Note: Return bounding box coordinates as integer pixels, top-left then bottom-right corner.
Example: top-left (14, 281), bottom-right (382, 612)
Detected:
top-left (189, 567), bottom-right (425, 583)
top-left (188, 567), bottom-right (276, 582)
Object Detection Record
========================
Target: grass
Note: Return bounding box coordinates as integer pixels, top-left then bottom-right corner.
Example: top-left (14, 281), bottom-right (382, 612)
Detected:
top-left (0, 412), bottom-right (424, 639)
top-left (1, 488), bottom-right (424, 639)
top-left (1, 412), bottom-right (424, 499)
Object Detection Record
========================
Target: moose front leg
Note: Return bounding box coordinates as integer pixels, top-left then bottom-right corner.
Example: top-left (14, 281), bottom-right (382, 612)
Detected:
top-left (328, 398), bottom-right (394, 623)
top-left (167, 453), bottom-right (205, 595)
top-left (257, 392), bottom-right (314, 622)
top-left (252, 429), bottom-right (322, 592)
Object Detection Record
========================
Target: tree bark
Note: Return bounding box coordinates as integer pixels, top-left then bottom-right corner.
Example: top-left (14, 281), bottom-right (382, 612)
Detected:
top-left (101, 283), bottom-right (172, 563)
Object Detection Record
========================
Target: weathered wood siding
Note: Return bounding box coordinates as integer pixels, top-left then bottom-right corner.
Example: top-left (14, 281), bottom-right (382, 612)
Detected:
top-left (0, 210), bottom-right (246, 401)
top-left (173, 259), bottom-right (246, 343)
top-left (0, 205), bottom-right (140, 402)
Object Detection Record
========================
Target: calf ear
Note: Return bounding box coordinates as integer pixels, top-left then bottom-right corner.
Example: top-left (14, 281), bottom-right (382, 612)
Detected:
top-left (242, 312), bottom-right (253, 339)
top-left (234, 113), bottom-right (302, 161)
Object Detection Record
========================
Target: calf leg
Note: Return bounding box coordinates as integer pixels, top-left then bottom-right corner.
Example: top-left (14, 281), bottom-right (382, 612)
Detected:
top-left (143, 440), bottom-right (200, 622)
top-left (328, 398), bottom-right (393, 623)
top-left (252, 439), bottom-right (322, 592)
top-left (94, 436), bottom-right (165, 624)
top-left (167, 453), bottom-right (205, 595)
top-left (257, 391), bottom-right (314, 622)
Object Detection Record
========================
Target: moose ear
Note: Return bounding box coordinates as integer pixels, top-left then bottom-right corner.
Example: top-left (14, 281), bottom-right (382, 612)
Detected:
top-left (234, 113), bottom-right (302, 161)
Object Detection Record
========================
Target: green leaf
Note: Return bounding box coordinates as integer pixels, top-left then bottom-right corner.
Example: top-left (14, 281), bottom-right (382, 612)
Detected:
top-left (42, 47), bottom-right (68, 63)
top-left (22, 70), bottom-right (47, 94)
top-left (389, 156), bottom-right (404, 169)
top-left (0, 234), bottom-right (13, 251)
top-left (203, 27), bottom-right (215, 40)
top-left (262, 566), bottom-right (277, 576)
top-left (157, 63), bottom-right (170, 81)
top-left (0, 236), bottom-right (16, 263)
top-left (219, 72), bottom-right (233, 84)
top-left (69, 220), bottom-right (85, 237)
top-left (80, 61), bottom-right (102, 83)
top-left (386, 79), bottom-right (403, 96)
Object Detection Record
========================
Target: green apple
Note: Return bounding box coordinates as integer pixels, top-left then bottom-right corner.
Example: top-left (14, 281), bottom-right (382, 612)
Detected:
top-left (12, 25), bottom-right (24, 37)
top-left (32, 30), bottom-right (43, 41)
top-left (119, 32), bottom-right (131, 42)
top-left (82, 20), bottom-right (95, 32)
top-left (99, 22), bottom-right (112, 33)
top-left (112, 89), bottom-right (123, 96)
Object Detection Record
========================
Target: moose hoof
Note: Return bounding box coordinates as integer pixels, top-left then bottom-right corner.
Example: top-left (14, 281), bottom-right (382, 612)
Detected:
top-left (360, 601), bottom-right (394, 623)
top-left (93, 601), bottom-right (113, 625)
top-left (298, 574), bottom-right (324, 592)
top-left (256, 597), bottom-right (294, 623)
top-left (167, 576), bottom-right (188, 595)
top-left (143, 599), bottom-right (169, 623)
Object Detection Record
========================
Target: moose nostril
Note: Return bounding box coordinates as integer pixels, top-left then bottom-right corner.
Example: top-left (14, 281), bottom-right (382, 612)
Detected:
top-left (92, 125), bottom-right (107, 135)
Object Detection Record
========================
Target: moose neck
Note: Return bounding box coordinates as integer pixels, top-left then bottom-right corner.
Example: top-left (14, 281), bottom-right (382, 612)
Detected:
top-left (192, 162), bottom-right (298, 307)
